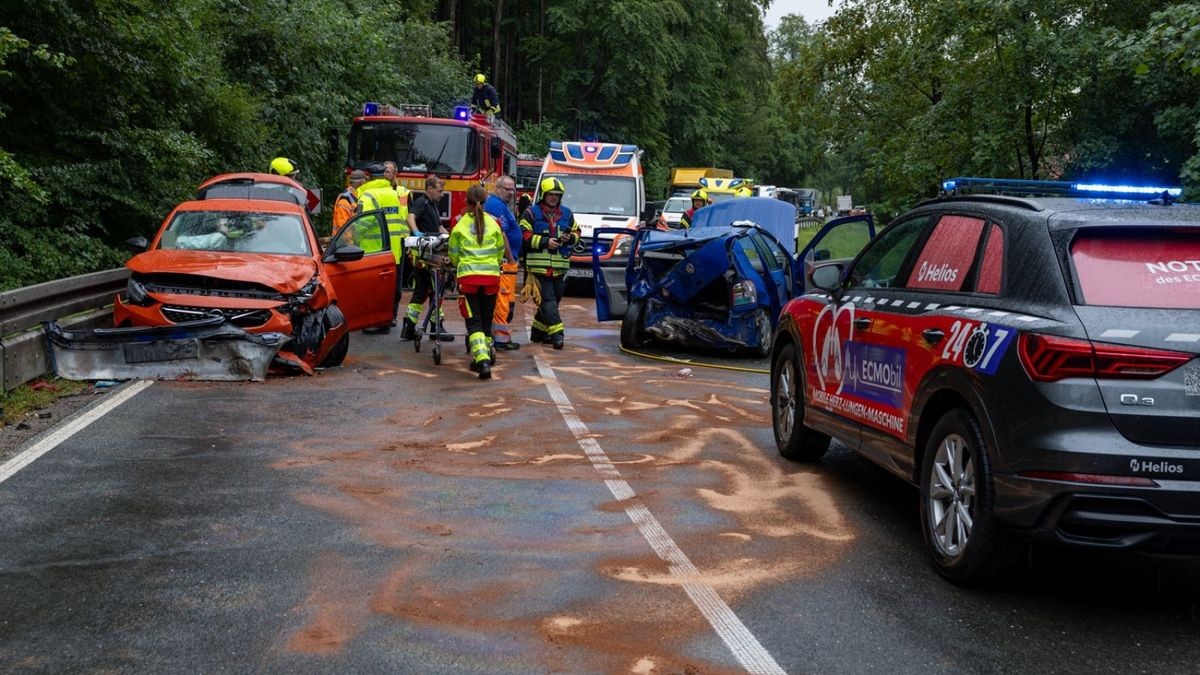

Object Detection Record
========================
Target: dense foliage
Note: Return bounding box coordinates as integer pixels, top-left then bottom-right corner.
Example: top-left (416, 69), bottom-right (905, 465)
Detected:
top-left (3, 0), bottom-right (1200, 290)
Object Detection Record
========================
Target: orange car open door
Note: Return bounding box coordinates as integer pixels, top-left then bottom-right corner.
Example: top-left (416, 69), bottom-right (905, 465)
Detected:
top-left (322, 210), bottom-right (396, 331)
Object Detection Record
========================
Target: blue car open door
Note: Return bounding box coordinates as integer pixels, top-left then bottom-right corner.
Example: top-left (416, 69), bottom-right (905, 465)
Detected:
top-left (591, 226), bottom-right (639, 321)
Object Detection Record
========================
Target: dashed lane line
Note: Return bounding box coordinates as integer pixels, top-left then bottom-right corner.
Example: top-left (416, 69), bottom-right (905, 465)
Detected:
top-left (533, 354), bottom-right (786, 675)
top-left (0, 380), bottom-right (155, 486)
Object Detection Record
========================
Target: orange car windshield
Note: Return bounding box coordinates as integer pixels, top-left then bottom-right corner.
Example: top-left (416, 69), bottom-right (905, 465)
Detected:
top-left (160, 211), bottom-right (310, 256)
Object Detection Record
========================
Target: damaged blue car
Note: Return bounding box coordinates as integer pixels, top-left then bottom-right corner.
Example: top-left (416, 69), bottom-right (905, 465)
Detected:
top-left (593, 197), bottom-right (874, 356)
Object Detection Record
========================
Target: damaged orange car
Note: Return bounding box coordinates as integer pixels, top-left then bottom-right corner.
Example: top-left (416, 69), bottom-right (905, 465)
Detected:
top-left (104, 173), bottom-right (399, 376)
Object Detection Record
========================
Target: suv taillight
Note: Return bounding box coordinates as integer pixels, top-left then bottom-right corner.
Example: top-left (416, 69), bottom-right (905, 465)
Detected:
top-left (1018, 333), bottom-right (1192, 382)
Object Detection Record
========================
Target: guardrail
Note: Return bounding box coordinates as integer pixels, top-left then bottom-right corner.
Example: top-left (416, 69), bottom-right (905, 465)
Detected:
top-left (0, 268), bottom-right (128, 392)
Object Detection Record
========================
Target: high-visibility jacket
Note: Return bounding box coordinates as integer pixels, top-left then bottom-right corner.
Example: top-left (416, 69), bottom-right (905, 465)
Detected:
top-left (332, 188), bottom-right (358, 232)
top-left (449, 212), bottom-right (504, 282)
top-left (357, 178), bottom-right (411, 262)
top-left (520, 203), bottom-right (578, 276)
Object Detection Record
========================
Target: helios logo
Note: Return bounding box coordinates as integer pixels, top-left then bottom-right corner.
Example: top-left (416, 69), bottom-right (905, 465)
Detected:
top-left (917, 261), bottom-right (958, 284)
top-left (1129, 458), bottom-right (1184, 474)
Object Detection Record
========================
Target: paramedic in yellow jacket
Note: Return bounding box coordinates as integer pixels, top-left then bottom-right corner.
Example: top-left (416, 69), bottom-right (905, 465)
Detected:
top-left (449, 185), bottom-right (505, 379)
top-left (520, 177), bottom-right (579, 349)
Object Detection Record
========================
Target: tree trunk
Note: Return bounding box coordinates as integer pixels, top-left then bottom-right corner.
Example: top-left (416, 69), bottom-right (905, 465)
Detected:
top-left (537, 0), bottom-right (545, 122)
top-left (443, 0), bottom-right (458, 55)
top-left (1024, 101), bottom-right (1038, 179)
top-left (493, 0), bottom-right (504, 92)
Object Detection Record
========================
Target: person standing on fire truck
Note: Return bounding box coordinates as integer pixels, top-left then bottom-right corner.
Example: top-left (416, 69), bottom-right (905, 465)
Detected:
top-left (357, 164), bottom-right (410, 334)
top-left (471, 74), bottom-right (501, 116)
top-left (520, 177), bottom-right (578, 349)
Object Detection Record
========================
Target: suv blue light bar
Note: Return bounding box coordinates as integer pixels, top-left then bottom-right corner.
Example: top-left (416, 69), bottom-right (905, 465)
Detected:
top-left (942, 177), bottom-right (1183, 200)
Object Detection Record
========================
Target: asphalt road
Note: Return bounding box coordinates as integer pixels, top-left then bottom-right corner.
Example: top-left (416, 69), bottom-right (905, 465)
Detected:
top-left (2, 297), bottom-right (1199, 673)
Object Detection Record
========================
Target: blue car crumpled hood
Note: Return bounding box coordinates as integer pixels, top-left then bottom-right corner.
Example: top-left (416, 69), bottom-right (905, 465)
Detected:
top-left (689, 197), bottom-right (798, 254)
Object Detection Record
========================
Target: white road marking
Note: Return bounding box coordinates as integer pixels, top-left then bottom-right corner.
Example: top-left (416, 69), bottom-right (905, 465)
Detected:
top-left (1100, 329), bottom-right (1140, 339)
top-left (533, 355), bottom-right (786, 675)
top-left (1165, 333), bottom-right (1200, 343)
top-left (0, 380), bottom-right (155, 485)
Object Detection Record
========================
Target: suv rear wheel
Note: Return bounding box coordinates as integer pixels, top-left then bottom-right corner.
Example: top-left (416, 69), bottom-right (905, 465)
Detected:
top-left (771, 342), bottom-right (831, 461)
top-left (919, 408), bottom-right (1012, 584)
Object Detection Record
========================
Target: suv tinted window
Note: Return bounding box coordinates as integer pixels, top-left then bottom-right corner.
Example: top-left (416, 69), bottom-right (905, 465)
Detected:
top-left (1070, 229), bottom-right (1200, 309)
top-left (847, 216), bottom-right (930, 289)
top-left (906, 215), bottom-right (985, 292)
top-left (975, 223), bottom-right (1005, 294)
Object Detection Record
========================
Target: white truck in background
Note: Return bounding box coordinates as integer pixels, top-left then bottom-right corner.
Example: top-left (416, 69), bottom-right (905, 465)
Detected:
top-left (836, 194), bottom-right (853, 215)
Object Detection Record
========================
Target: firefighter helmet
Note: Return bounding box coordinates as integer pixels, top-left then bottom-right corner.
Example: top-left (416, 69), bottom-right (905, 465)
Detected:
top-left (540, 177), bottom-right (566, 195)
top-left (474, 73), bottom-right (487, 85)
top-left (691, 189), bottom-right (708, 203)
top-left (269, 157), bottom-right (298, 177)
top-left (734, 186), bottom-right (753, 198)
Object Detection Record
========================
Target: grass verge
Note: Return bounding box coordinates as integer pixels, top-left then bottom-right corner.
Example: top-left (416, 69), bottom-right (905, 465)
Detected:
top-left (1, 378), bottom-right (90, 426)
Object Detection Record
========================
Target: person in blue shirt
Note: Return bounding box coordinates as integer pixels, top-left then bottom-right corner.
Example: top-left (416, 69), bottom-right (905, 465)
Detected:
top-left (484, 175), bottom-right (521, 350)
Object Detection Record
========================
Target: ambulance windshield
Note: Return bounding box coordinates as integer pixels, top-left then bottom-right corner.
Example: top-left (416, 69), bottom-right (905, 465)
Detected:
top-left (551, 175), bottom-right (637, 217)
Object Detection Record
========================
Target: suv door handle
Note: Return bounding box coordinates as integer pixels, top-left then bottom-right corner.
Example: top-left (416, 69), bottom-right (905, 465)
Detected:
top-left (922, 328), bottom-right (945, 345)
top-left (853, 317), bottom-right (872, 330)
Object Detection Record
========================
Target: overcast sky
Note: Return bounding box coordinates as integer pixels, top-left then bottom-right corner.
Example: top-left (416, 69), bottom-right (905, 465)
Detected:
top-left (763, 0), bottom-right (838, 29)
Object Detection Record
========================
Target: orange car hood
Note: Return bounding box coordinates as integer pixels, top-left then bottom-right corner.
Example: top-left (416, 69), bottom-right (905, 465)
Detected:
top-left (128, 250), bottom-right (318, 294)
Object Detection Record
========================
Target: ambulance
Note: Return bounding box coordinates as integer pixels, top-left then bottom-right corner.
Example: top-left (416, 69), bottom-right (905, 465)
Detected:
top-left (699, 176), bottom-right (751, 203)
top-left (535, 141), bottom-right (646, 309)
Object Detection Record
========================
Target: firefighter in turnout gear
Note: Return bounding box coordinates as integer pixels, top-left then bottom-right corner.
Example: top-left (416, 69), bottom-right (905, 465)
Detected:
top-left (357, 164), bottom-right (411, 333)
top-left (449, 185), bottom-right (505, 379)
top-left (679, 189), bottom-right (709, 229)
top-left (519, 177), bottom-right (579, 349)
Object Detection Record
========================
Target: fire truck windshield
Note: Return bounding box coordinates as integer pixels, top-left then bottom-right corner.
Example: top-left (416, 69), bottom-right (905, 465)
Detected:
top-left (349, 122), bottom-right (479, 175)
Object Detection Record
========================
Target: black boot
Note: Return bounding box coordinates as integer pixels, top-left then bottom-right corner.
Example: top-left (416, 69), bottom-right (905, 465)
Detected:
top-left (435, 320), bottom-right (455, 342)
top-left (399, 318), bottom-right (416, 340)
top-left (477, 361), bottom-right (492, 379)
top-left (530, 328), bottom-right (547, 344)
top-left (551, 333), bottom-right (564, 350)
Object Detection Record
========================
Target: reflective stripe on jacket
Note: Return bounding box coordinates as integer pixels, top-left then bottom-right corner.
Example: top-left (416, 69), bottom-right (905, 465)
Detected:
top-left (520, 203), bottom-right (577, 276)
top-left (449, 212), bottom-right (504, 279)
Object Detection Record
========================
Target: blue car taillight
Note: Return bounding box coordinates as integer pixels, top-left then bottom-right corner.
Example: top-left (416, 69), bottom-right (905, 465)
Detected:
top-left (731, 280), bottom-right (757, 307)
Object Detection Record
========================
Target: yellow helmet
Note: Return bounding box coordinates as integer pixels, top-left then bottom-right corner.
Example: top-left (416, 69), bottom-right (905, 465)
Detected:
top-left (474, 73), bottom-right (487, 85)
top-left (734, 186), bottom-right (753, 198)
top-left (269, 157), bottom-right (297, 177)
top-left (691, 189), bottom-right (708, 202)
top-left (540, 177), bottom-right (566, 195)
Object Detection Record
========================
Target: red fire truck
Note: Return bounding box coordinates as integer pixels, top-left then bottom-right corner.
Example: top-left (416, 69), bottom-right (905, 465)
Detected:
top-left (346, 103), bottom-right (519, 226)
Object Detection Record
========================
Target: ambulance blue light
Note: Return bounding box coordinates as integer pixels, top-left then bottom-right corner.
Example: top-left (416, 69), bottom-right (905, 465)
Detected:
top-left (453, 105), bottom-right (471, 121)
top-left (363, 102), bottom-right (380, 116)
top-left (1073, 183), bottom-right (1182, 197)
